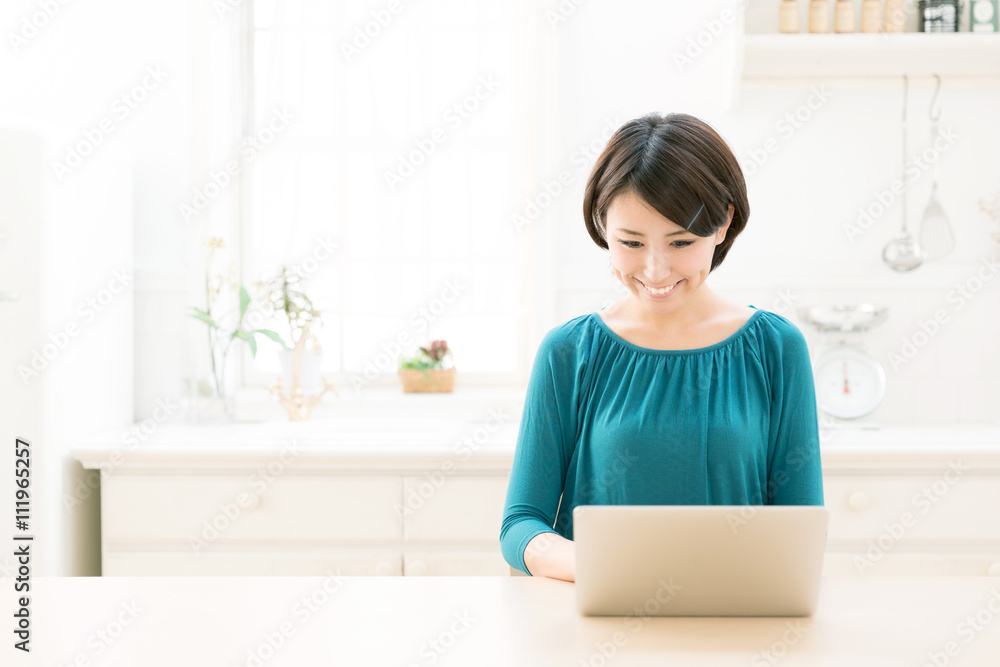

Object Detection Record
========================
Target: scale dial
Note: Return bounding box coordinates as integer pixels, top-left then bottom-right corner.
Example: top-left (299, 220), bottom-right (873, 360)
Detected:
top-left (814, 347), bottom-right (886, 419)
top-left (974, 1), bottom-right (995, 22)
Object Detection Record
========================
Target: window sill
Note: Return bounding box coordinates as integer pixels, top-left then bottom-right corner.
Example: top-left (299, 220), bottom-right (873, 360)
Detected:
top-left (232, 384), bottom-right (528, 423)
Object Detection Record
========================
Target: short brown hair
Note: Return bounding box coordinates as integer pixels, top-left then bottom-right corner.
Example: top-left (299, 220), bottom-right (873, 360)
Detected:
top-left (582, 112), bottom-right (749, 271)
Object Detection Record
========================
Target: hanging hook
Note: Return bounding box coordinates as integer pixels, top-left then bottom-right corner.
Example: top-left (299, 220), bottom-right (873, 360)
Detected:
top-left (928, 73), bottom-right (942, 123)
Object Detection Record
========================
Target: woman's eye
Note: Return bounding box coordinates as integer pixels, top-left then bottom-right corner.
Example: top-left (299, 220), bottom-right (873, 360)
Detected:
top-left (616, 239), bottom-right (695, 249)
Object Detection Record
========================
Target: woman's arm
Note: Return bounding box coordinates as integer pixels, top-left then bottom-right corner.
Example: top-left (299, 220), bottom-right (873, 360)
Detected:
top-left (765, 315), bottom-right (825, 505)
top-left (523, 532), bottom-right (575, 582)
top-left (499, 326), bottom-right (583, 577)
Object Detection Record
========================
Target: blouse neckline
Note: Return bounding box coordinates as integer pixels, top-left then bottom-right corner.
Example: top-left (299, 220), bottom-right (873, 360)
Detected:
top-left (589, 306), bottom-right (763, 356)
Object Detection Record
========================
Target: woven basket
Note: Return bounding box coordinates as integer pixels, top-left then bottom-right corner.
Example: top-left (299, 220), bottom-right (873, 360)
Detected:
top-left (398, 367), bottom-right (456, 393)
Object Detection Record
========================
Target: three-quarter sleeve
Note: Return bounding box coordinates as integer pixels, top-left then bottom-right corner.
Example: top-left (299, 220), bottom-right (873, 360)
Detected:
top-left (499, 327), bottom-right (583, 575)
top-left (764, 316), bottom-right (825, 506)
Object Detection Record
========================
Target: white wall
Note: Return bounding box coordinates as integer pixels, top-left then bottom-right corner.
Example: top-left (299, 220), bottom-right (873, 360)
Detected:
top-left (544, 2), bottom-right (1000, 426)
top-left (3, 0), bottom-right (996, 509)
top-left (0, 0), bottom-right (228, 574)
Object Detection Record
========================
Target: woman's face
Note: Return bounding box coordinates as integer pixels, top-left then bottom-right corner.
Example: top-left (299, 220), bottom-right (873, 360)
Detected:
top-left (605, 191), bottom-right (732, 318)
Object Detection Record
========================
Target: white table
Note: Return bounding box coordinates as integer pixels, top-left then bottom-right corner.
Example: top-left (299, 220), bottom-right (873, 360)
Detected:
top-left (7, 576), bottom-right (1000, 665)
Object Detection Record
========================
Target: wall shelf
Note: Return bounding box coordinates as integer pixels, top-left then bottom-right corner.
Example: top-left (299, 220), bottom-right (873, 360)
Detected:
top-left (742, 33), bottom-right (1000, 80)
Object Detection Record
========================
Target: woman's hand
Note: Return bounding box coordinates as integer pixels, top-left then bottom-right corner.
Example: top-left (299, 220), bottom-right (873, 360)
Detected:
top-left (523, 532), bottom-right (575, 582)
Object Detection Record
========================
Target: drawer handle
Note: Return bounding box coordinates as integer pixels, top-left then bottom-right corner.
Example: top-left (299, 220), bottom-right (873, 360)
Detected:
top-left (847, 491), bottom-right (871, 512)
top-left (236, 492), bottom-right (261, 510)
top-left (375, 561), bottom-right (395, 576)
top-left (989, 563), bottom-right (1000, 577)
top-left (407, 560), bottom-right (428, 576)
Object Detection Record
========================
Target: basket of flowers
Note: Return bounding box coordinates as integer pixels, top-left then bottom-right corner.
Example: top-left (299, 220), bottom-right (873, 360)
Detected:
top-left (398, 340), bottom-right (455, 393)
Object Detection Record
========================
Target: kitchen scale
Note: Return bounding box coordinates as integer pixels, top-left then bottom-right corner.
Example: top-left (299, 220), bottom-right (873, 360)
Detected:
top-left (798, 305), bottom-right (888, 420)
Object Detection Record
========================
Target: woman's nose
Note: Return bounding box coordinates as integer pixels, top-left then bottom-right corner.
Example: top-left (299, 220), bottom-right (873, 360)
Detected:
top-left (644, 251), bottom-right (670, 281)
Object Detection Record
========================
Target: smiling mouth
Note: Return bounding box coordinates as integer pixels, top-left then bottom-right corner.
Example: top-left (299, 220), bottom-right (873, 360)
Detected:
top-left (637, 279), bottom-right (682, 297)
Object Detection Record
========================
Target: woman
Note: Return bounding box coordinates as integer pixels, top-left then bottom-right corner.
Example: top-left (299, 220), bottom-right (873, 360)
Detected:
top-left (499, 112), bottom-right (824, 582)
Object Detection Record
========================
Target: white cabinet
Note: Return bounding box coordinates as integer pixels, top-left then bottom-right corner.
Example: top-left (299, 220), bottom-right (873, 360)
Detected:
top-left (94, 470), bottom-right (511, 576)
top-left (103, 475), bottom-right (403, 543)
top-left (73, 421), bottom-right (519, 576)
top-left (402, 475), bottom-right (509, 542)
top-left (73, 422), bottom-right (1000, 577)
top-left (821, 437), bottom-right (1000, 577)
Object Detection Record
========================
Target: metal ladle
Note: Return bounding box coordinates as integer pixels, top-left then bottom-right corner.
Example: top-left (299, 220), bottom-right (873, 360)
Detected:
top-left (918, 74), bottom-right (955, 261)
top-left (883, 75), bottom-right (925, 272)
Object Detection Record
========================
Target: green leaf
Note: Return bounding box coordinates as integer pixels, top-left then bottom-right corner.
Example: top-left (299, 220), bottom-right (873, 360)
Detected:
top-left (189, 308), bottom-right (219, 329)
top-left (238, 286), bottom-right (251, 322)
top-left (245, 332), bottom-right (258, 358)
top-left (233, 329), bottom-right (257, 357)
top-left (253, 329), bottom-right (290, 350)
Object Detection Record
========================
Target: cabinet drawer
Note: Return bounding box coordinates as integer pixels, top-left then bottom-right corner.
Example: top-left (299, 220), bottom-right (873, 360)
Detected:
top-left (103, 475), bottom-right (402, 544)
top-left (104, 549), bottom-right (402, 576)
top-left (825, 475), bottom-right (1000, 543)
top-left (402, 475), bottom-right (509, 542)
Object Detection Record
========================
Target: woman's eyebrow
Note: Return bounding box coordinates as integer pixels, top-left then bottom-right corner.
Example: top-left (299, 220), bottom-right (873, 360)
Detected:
top-left (617, 228), bottom-right (689, 237)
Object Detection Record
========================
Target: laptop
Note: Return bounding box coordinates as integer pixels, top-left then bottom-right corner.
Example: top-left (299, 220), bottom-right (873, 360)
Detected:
top-left (573, 505), bottom-right (829, 617)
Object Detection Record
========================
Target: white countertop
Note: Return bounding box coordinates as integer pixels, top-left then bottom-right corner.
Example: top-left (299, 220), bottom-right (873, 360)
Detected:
top-left (70, 418), bottom-right (1000, 473)
top-left (10, 576), bottom-right (1000, 666)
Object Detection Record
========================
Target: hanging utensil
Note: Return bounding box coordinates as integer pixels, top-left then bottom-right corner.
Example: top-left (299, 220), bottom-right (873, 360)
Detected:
top-left (918, 74), bottom-right (956, 261)
top-left (883, 75), bottom-right (926, 272)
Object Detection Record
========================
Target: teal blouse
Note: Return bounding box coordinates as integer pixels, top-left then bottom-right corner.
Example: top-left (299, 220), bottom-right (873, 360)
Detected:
top-left (499, 306), bottom-right (825, 576)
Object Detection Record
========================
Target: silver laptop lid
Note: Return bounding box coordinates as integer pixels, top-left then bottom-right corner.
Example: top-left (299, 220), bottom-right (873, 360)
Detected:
top-left (574, 505), bottom-right (829, 617)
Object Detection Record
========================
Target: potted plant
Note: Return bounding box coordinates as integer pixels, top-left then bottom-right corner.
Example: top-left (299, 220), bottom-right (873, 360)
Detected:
top-left (188, 237), bottom-right (287, 421)
top-left (399, 340), bottom-right (456, 393)
top-left (255, 264), bottom-right (325, 393)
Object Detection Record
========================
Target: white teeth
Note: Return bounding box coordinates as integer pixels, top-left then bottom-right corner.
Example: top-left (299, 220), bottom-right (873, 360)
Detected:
top-left (640, 280), bottom-right (677, 296)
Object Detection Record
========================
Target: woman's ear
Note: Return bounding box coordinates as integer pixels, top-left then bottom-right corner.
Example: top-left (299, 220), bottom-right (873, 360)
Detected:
top-left (715, 203), bottom-right (735, 246)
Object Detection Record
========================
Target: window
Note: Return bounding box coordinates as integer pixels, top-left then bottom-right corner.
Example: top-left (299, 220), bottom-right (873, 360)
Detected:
top-left (239, 0), bottom-right (539, 390)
